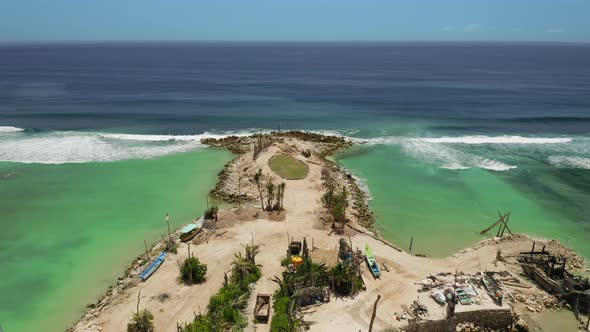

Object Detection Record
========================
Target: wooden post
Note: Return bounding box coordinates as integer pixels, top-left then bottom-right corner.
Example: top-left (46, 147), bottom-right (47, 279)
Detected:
top-left (166, 213), bottom-right (171, 250)
top-left (136, 291), bottom-right (141, 315)
top-left (144, 240), bottom-right (149, 256)
top-left (368, 294), bottom-right (381, 332)
top-left (409, 237), bottom-right (414, 253)
top-left (531, 242), bottom-right (536, 258)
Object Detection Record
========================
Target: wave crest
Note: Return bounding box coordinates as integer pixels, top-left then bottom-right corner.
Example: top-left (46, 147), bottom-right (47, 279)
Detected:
top-left (402, 141), bottom-right (517, 172)
top-left (100, 130), bottom-right (254, 142)
top-left (418, 135), bottom-right (572, 145)
top-left (0, 126), bottom-right (25, 133)
top-left (548, 156), bottom-right (590, 169)
top-left (355, 135), bottom-right (572, 146)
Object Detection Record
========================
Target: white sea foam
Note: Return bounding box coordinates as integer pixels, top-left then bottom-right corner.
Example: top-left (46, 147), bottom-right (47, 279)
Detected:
top-left (100, 130), bottom-right (256, 142)
top-left (418, 135), bottom-right (572, 145)
top-left (0, 126), bottom-right (25, 133)
top-left (355, 135), bottom-right (572, 146)
top-left (548, 156), bottom-right (590, 169)
top-left (337, 165), bottom-right (373, 200)
top-left (0, 132), bottom-right (205, 164)
top-left (402, 140), bottom-right (517, 171)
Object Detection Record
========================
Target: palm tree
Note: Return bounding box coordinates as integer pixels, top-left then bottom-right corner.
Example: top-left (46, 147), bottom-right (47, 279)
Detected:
top-left (230, 252), bottom-right (260, 283)
top-left (279, 182), bottom-right (286, 210)
top-left (127, 309), bottom-right (154, 332)
top-left (266, 180), bottom-right (275, 212)
top-left (253, 169), bottom-right (265, 210)
top-left (244, 244), bottom-right (260, 265)
top-left (286, 297), bottom-right (303, 332)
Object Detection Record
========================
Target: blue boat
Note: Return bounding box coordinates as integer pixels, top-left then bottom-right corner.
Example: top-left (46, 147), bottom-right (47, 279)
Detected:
top-left (140, 251), bottom-right (167, 281)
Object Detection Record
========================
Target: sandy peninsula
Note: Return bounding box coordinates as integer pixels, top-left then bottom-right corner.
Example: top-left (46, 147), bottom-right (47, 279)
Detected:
top-left (70, 131), bottom-right (589, 332)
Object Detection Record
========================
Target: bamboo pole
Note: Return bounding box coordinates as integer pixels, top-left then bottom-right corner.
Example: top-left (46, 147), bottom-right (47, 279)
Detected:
top-left (166, 213), bottom-right (171, 250)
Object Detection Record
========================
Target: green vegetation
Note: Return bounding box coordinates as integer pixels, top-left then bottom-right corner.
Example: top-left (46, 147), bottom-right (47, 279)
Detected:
top-left (253, 134), bottom-right (273, 160)
top-left (269, 155), bottom-right (308, 180)
top-left (270, 296), bottom-right (303, 332)
top-left (301, 149), bottom-right (311, 158)
top-left (270, 258), bottom-right (329, 331)
top-left (180, 256), bottom-right (207, 284)
top-left (252, 168), bottom-right (286, 212)
top-left (329, 263), bottom-right (363, 296)
top-left (270, 240), bottom-right (364, 331)
top-left (280, 257), bottom-right (292, 267)
top-left (204, 202), bottom-right (218, 221)
top-left (322, 185), bottom-right (348, 224)
top-left (164, 240), bottom-right (178, 254)
top-left (127, 309), bottom-right (155, 332)
top-left (181, 245), bottom-right (261, 332)
top-left (253, 169), bottom-right (266, 210)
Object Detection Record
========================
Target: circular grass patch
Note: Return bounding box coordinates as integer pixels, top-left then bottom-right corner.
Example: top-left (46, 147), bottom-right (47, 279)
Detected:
top-left (268, 155), bottom-right (309, 180)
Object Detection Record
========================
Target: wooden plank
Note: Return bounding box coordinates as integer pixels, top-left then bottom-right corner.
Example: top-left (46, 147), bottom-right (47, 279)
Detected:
top-left (480, 212), bottom-right (507, 235)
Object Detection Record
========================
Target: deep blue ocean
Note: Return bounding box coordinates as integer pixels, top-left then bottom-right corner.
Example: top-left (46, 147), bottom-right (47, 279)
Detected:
top-left (1, 42), bottom-right (589, 135)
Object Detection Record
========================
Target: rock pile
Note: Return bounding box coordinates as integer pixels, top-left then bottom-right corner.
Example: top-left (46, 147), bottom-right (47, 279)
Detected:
top-left (455, 321), bottom-right (515, 332)
top-left (511, 291), bottom-right (563, 312)
top-left (544, 239), bottom-right (588, 271)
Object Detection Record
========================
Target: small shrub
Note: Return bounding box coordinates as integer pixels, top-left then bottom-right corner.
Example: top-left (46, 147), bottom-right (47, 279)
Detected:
top-left (270, 296), bottom-right (302, 332)
top-left (180, 257), bottom-right (207, 284)
top-left (329, 263), bottom-right (362, 296)
top-left (301, 149), bottom-right (311, 158)
top-left (181, 314), bottom-right (213, 332)
top-left (204, 205), bottom-right (218, 221)
top-left (127, 309), bottom-right (154, 332)
top-left (182, 248), bottom-right (262, 332)
top-left (280, 257), bottom-right (292, 266)
top-left (165, 239), bottom-right (178, 254)
top-left (270, 296), bottom-right (290, 332)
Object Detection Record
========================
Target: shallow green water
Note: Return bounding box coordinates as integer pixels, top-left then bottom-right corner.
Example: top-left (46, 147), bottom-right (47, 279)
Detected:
top-left (0, 148), bottom-right (232, 332)
top-left (532, 309), bottom-right (581, 331)
top-left (336, 144), bottom-right (590, 258)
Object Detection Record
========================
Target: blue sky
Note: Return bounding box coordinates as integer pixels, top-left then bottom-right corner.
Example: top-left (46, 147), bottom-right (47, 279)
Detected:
top-left (1, 0), bottom-right (588, 42)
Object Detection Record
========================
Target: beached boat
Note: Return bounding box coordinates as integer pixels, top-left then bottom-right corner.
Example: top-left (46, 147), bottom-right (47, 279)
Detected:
top-left (365, 244), bottom-right (381, 278)
top-left (140, 251), bottom-right (167, 281)
top-left (456, 289), bottom-right (473, 305)
top-left (481, 273), bottom-right (503, 305)
top-left (180, 219), bottom-right (203, 242)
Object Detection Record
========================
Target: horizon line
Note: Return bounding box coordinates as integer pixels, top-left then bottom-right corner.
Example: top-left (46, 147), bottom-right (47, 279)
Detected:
top-left (0, 39), bottom-right (589, 46)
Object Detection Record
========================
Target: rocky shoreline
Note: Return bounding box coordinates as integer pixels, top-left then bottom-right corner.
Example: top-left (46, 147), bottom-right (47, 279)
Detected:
top-left (203, 131), bottom-right (376, 227)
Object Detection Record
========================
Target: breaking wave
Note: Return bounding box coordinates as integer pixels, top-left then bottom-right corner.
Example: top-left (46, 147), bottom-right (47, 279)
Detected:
top-left (0, 129), bottom-right (257, 164)
top-left (0, 128), bottom-right (584, 172)
top-left (346, 134), bottom-right (578, 171)
top-left (548, 156), bottom-right (590, 169)
top-left (354, 135), bottom-right (572, 146)
top-left (401, 140), bottom-right (517, 171)
top-left (100, 130), bottom-right (254, 142)
top-left (418, 135), bottom-right (572, 144)
top-left (0, 126), bottom-right (25, 133)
